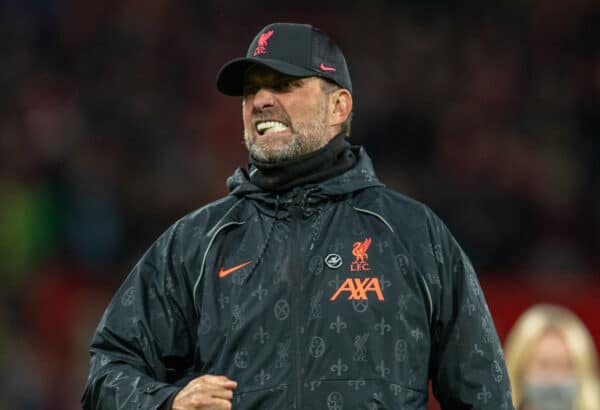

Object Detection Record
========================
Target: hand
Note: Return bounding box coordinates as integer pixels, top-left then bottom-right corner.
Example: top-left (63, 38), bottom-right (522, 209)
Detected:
top-left (172, 374), bottom-right (237, 409)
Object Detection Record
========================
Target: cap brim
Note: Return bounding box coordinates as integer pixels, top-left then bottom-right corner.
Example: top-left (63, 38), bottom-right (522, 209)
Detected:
top-left (217, 57), bottom-right (317, 96)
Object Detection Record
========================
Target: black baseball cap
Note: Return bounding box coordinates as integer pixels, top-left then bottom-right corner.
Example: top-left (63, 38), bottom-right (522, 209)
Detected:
top-left (217, 22), bottom-right (352, 96)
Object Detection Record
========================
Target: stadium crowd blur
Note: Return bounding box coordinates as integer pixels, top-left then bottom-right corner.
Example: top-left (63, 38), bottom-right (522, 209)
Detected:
top-left (1, 1), bottom-right (599, 408)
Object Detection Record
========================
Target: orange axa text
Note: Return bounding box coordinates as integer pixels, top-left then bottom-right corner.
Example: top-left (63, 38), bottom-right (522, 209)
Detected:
top-left (330, 277), bottom-right (384, 301)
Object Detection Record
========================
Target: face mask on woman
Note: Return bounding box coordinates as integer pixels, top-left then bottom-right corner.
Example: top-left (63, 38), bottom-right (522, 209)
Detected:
top-left (521, 380), bottom-right (577, 410)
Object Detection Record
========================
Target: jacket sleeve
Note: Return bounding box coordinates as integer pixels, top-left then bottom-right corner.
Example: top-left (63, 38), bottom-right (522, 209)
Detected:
top-left (427, 215), bottom-right (515, 410)
top-left (82, 221), bottom-right (196, 410)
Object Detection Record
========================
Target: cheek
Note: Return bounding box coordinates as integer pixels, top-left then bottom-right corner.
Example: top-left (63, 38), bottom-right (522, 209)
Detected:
top-left (284, 96), bottom-right (321, 124)
top-left (242, 98), bottom-right (253, 125)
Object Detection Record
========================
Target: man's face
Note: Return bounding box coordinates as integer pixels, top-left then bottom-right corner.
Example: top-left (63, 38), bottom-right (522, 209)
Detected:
top-left (242, 66), bottom-right (331, 162)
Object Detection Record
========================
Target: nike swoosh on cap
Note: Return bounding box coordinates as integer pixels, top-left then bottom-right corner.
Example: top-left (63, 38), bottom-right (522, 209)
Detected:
top-left (218, 261), bottom-right (253, 278)
top-left (320, 63), bottom-right (336, 72)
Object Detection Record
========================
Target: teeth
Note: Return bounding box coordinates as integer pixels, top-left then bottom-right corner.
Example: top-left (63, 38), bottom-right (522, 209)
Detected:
top-left (256, 121), bottom-right (289, 134)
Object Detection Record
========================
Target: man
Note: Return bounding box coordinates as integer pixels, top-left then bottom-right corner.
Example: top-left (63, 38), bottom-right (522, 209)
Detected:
top-left (83, 22), bottom-right (514, 409)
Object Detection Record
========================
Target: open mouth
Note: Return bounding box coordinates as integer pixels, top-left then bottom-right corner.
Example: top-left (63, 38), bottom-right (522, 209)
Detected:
top-left (255, 120), bottom-right (289, 136)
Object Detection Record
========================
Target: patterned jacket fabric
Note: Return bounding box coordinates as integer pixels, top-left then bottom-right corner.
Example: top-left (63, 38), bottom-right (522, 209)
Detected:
top-left (82, 148), bottom-right (515, 409)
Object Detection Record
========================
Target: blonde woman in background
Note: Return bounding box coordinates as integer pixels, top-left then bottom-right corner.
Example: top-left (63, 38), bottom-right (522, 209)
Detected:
top-left (504, 304), bottom-right (600, 410)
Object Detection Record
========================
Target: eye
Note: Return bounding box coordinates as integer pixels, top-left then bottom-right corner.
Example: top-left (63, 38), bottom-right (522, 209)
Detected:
top-left (243, 78), bottom-right (302, 95)
top-left (273, 78), bottom-right (302, 92)
top-left (243, 84), bottom-right (260, 97)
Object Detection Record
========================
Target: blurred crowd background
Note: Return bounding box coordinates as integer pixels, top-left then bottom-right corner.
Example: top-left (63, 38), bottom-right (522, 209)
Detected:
top-left (1, 0), bottom-right (599, 408)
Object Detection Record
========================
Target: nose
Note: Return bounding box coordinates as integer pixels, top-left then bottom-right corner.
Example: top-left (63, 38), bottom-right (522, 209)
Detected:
top-left (252, 87), bottom-right (276, 111)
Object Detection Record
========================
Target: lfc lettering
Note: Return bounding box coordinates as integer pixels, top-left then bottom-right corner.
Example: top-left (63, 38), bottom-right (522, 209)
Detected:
top-left (351, 237), bottom-right (371, 272)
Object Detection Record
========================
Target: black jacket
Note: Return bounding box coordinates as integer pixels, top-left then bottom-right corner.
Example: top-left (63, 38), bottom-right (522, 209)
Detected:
top-left (82, 148), bottom-right (514, 409)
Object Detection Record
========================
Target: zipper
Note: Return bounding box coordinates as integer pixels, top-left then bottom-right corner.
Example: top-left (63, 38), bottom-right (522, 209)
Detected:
top-left (288, 189), bottom-right (306, 410)
top-left (291, 208), bottom-right (303, 409)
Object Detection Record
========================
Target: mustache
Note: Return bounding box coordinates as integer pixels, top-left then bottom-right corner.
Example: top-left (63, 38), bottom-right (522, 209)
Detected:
top-left (252, 107), bottom-right (291, 125)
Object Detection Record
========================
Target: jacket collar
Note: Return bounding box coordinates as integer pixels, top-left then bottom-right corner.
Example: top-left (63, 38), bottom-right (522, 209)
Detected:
top-left (247, 134), bottom-right (356, 192)
top-left (227, 146), bottom-right (383, 210)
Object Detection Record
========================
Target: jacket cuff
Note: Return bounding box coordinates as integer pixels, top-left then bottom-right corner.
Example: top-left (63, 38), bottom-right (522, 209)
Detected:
top-left (160, 388), bottom-right (181, 410)
top-left (139, 382), bottom-right (180, 410)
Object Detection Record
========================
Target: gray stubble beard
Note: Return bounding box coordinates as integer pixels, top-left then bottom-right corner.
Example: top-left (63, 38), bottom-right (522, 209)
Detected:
top-left (242, 98), bottom-right (329, 163)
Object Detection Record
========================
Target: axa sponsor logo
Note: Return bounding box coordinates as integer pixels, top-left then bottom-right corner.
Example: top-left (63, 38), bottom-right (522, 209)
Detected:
top-left (328, 236), bottom-right (386, 301)
top-left (330, 277), bottom-right (384, 301)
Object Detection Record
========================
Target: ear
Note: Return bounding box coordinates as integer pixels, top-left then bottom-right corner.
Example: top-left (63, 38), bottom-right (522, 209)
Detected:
top-left (329, 89), bottom-right (353, 128)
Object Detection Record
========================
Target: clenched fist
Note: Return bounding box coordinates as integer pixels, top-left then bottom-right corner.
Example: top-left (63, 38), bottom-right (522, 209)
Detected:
top-left (172, 374), bottom-right (237, 409)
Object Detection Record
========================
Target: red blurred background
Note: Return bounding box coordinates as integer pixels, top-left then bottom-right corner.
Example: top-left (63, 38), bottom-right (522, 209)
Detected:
top-left (0, 1), bottom-right (598, 408)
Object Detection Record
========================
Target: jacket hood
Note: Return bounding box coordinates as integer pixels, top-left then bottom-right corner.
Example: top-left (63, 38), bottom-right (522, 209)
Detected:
top-left (227, 147), bottom-right (383, 202)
